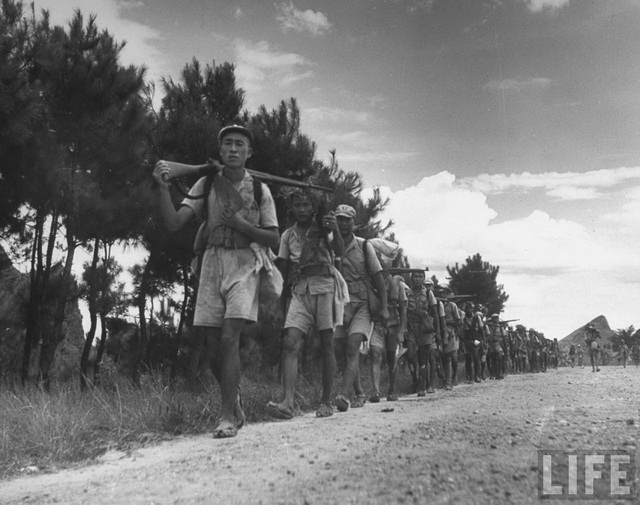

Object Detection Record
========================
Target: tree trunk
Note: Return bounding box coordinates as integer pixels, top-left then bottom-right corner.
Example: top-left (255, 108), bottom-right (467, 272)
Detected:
top-left (80, 239), bottom-right (100, 390)
top-left (21, 213), bottom-right (46, 385)
top-left (38, 226), bottom-right (77, 390)
top-left (135, 255), bottom-right (153, 383)
top-left (170, 263), bottom-right (190, 380)
top-left (132, 251), bottom-right (153, 384)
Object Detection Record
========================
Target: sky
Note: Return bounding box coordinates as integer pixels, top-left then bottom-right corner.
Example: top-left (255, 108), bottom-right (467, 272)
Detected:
top-left (29, 0), bottom-right (640, 338)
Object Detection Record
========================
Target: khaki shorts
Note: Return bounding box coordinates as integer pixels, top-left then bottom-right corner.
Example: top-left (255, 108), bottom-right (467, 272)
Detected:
top-left (370, 323), bottom-right (402, 349)
top-left (194, 247), bottom-right (259, 327)
top-left (335, 300), bottom-right (373, 340)
top-left (284, 290), bottom-right (335, 333)
top-left (369, 324), bottom-right (386, 349)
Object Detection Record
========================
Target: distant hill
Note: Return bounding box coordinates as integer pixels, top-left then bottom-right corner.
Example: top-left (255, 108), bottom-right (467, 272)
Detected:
top-left (558, 315), bottom-right (616, 352)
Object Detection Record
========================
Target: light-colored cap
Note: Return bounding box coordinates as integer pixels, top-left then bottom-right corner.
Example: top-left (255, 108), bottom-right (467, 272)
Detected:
top-left (335, 204), bottom-right (356, 219)
top-left (217, 124), bottom-right (253, 145)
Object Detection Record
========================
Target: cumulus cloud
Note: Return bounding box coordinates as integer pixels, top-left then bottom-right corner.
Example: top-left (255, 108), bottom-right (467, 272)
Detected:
top-left (601, 186), bottom-right (640, 234)
top-left (484, 78), bottom-right (552, 92)
top-left (363, 167), bottom-right (640, 335)
top-left (275, 2), bottom-right (332, 36)
top-left (519, 0), bottom-right (571, 13)
top-left (233, 39), bottom-right (314, 93)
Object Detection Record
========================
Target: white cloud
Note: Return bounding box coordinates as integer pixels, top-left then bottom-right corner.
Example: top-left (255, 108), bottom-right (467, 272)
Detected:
top-left (363, 167), bottom-right (640, 336)
top-left (324, 130), bottom-right (368, 144)
top-left (280, 70), bottom-right (315, 86)
top-left (31, 0), bottom-right (167, 88)
top-left (460, 166), bottom-right (640, 201)
top-left (601, 186), bottom-right (640, 235)
top-left (393, 0), bottom-right (437, 14)
top-left (304, 106), bottom-right (372, 125)
top-left (335, 151), bottom-right (423, 165)
top-left (519, 0), bottom-right (571, 13)
top-left (275, 2), bottom-right (332, 36)
top-left (233, 39), bottom-right (314, 93)
top-left (234, 7), bottom-right (244, 19)
top-left (119, 1), bottom-right (144, 8)
top-left (484, 78), bottom-right (552, 92)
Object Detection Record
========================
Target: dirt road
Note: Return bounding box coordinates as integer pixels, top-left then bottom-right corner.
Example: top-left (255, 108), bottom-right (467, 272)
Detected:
top-left (2, 366), bottom-right (638, 504)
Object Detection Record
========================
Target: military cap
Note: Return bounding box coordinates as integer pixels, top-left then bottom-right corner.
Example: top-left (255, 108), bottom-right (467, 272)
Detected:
top-left (335, 204), bottom-right (356, 219)
top-left (217, 124), bottom-right (254, 145)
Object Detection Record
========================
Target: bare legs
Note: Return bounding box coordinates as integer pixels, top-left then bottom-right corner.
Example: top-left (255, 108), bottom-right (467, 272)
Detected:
top-left (203, 319), bottom-right (245, 437)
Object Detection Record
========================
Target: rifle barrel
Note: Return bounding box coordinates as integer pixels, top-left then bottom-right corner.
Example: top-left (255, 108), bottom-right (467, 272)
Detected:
top-left (196, 162), bottom-right (334, 193)
top-left (387, 268), bottom-right (430, 274)
top-left (246, 169), bottom-right (333, 193)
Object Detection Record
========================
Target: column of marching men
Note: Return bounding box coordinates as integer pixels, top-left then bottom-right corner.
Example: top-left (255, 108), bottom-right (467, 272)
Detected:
top-left (267, 191), bottom-right (572, 421)
top-left (152, 125), bottom-right (621, 439)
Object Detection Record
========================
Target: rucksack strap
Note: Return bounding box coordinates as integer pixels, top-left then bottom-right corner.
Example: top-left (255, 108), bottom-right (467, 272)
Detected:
top-left (202, 172), bottom-right (263, 218)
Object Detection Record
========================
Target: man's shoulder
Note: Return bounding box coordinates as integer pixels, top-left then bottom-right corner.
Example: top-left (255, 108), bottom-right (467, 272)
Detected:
top-left (353, 236), bottom-right (368, 250)
top-left (345, 235), bottom-right (366, 256)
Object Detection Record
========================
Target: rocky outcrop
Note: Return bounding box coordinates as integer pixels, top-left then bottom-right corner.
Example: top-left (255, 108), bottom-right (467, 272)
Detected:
top-left (0, 244), bottom-right (84, 382)
top-left (558, 315), bottom-right (616, 352)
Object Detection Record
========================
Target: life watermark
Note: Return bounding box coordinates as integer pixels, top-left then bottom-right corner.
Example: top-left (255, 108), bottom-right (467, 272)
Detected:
top-left (538, 450), bottom-right (636, 500)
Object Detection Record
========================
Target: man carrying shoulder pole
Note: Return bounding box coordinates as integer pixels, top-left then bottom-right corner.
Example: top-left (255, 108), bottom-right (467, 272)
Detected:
top-left (153, 124), bottom-right (279, 439)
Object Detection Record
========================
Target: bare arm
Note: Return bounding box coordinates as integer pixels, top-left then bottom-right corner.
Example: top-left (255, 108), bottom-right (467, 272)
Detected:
top-left (222, 210), bottom-right (279, 249)
top-left (152, 165), bottom-right (195, 232)
top-left (440, 314), bottom-right (447, 343)
top-left (431, 304), bottom-right (441, 346)
top-left (323, 213), bottom-right (344, 257)
top-left (399, 295), bottom-right (407, 337)
top-left (372, 271), bottom-right (389, 321)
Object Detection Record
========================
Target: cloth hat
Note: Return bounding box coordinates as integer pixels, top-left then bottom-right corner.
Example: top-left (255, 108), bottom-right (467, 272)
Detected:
top-left (424, 278), bottom-right (434, 286)
top-left (217, 124), bottom-right (254, 145)
top-left (335, 204), bottom-right (356, 219)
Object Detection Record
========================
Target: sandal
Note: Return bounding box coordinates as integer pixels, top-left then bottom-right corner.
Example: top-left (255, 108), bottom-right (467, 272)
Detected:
top-left (335, 395), bottom-right (350, 412)
top-left (316, 403), bottom-right (333, 418)
top-left (213, 420), bottom-right (238, 439)
top-left (352, 394), bottom-right (367, 408)
top-left (266, 401), bottom-right (295, 420)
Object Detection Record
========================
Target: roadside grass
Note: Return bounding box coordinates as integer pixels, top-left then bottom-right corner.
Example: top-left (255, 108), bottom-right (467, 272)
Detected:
top-left (0, 374), bottom-right (272, 480)
top-left (0, 354), bottom-right (409, 480)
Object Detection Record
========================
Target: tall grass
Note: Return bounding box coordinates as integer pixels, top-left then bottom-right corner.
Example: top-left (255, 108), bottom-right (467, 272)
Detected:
top-left (0, 354), bottom-right (406, 480)
top-left (0, 374), bottom-right (248, 479)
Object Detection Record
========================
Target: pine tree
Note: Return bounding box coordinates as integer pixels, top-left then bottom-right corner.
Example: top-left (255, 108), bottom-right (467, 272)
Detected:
top-left (446, 253), bottom-right (509, 315)
top-left (0, 0), bottom-right (43, 231)
top-left (3, 8), bottom-right (149, 386)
